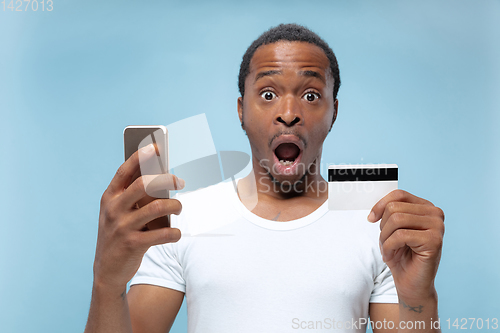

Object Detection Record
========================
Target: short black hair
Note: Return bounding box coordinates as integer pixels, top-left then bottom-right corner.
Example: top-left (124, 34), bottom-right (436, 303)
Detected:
top-left (238, 23), bottom-right (341, 100)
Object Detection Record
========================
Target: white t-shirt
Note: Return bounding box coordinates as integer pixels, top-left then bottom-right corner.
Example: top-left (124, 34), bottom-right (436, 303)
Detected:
top-left (130, 180), bottom-right (398, 332)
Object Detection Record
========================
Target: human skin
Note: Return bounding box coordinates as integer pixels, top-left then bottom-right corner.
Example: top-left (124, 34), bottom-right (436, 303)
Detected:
top-left (367, 190), bottom-right (444, 332)
top-left (237, 41), bottom-right (338, 221)
top-left (84, 40), bottom-right (444, 333)
top-left (84, 145), bottom-right (185, 333)
top-left (237, 41), bottom-right (445, 332)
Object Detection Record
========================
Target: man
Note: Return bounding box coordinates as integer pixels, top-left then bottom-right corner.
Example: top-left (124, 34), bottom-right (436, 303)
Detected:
top-left (85, 24), bottom-right (445, 332)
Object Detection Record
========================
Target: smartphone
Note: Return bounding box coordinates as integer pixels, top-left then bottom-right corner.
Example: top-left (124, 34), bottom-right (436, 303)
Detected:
top-left (124, 125), bottom-right (170, 229)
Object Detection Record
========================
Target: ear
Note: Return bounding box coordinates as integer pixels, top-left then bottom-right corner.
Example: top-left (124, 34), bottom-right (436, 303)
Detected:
top-left (237, 97), bottom-right (244, 127)
top-left (329, 99), bottom-right (339, 131)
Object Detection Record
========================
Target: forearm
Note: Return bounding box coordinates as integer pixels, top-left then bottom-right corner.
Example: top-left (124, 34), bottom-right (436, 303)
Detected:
top-left (84, 280), bottom-right (133, 333)
top-left (397, 289), bottom-right (440, 333)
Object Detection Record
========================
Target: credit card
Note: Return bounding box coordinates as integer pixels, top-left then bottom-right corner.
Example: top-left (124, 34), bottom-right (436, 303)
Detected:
top-left (328, 164), bottom-right (398, 210)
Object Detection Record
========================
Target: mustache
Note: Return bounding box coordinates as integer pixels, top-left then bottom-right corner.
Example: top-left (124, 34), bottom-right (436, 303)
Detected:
top-left (268, 131), bottom-right (307, 149)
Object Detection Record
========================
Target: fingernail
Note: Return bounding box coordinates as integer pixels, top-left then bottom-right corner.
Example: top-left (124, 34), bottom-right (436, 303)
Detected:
top-left (367, 211), bottom-right (376, 222)
top-left (143, 143), bottom-right (155, 153)
top-left (177, 177), bottom-right (185, 189)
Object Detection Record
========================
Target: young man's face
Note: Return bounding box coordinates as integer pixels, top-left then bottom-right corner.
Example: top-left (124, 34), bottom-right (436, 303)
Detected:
top-left (238, 41), bottom-right (338, 186)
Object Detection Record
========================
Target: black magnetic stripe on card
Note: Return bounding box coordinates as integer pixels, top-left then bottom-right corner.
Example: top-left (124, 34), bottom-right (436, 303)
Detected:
top-left (328, 167), bottom-right (398, 182)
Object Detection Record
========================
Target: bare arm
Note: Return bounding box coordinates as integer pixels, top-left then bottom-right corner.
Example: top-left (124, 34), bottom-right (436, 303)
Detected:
top-left (128, 285), bottom-right (184, 333)
top-left (370, 294), bottom-right (440, 332)
top-left (84, 143), bottom-right (185, 333)
top-left (84, 282), bottom-right (133, 333)
top-left (84, 283), bottom-right (184, 333)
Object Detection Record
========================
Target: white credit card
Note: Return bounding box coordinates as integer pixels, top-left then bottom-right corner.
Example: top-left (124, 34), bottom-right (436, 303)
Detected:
top-left (328, 164), bottom-right (398, 210)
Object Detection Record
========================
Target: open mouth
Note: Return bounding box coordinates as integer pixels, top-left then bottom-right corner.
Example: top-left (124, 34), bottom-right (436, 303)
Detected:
top-left (274, 143), bottom-right (301, 166)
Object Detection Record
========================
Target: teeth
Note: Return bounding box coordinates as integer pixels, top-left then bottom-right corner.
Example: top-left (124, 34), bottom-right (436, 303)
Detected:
top-left (279, 160), bottom-right (294, 166)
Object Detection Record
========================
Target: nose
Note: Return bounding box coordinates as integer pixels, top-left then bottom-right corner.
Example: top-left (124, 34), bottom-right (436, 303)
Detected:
top-left (275, 95), bottom-right (302, 127)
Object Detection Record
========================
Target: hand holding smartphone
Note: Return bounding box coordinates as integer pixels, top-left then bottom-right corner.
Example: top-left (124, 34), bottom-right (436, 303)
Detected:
top-left (91, 126), bottom-right (182, 295)
top-left (124, 125), bottom-right (171, 229)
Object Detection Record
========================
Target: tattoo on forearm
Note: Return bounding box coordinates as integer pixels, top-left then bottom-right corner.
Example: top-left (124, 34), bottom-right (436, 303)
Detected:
top-left (120, 290), bottom-right (126, 300)
top-left (272, 212), bottom-right (281, 221)
top-left (400, 298), bottom-right (423, 313)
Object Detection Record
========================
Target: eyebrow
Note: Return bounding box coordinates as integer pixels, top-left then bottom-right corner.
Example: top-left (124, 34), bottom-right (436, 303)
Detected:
top-left (299, 70), bottom-right (326, 84)
top-left (254, 69), bottom-right (326, 85)
top-left (254, 70), bottom-right (282, 83)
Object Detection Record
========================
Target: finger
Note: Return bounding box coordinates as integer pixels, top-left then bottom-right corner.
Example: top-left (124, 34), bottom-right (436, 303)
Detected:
top-left (381, 229), bottom-right (430, 262)
top-left (105, 144), bottom-right (157, 199)
top-left (119, 174), bottom-right (185, 210)
top-left (381, 227), bottom-right (443, 263)
top-left (128, 199), bottom-right (182, 230)
top-left (379, 202), bottom-right (442, 231)
top-left (140, 227), bottom-right (182, 247)
top-left (142, 174), bottom-right (186, 197)
top-left (379, 213), bottom-right (443, 245)
top-left (367, 189), bottom-right (433, 222)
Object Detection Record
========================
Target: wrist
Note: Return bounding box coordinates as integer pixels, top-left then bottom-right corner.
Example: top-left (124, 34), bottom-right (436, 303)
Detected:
top-left (397, 283), bottom-right (438, 305)
top-left (92, 277), bottom-right (128, 298)
top-left (398, 288), bottom-right (438, 315)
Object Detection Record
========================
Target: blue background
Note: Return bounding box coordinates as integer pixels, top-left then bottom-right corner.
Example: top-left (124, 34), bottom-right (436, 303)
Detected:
top-left (1, 0), bottom-right (499, 332)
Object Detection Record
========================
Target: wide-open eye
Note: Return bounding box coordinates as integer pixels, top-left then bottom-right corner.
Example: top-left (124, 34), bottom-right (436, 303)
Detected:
top-left (303, 92), bottom-right (320, 102)
top-left (261, 91), bottom-right (276, 101)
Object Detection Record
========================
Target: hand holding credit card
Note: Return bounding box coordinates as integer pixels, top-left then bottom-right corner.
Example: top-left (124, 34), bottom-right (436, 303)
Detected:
top-left (327, 163), bottom-right (445, 306)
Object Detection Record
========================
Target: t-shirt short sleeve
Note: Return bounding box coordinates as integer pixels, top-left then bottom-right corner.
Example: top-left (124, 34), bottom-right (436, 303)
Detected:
top-left (129, 242), bottom-right (186, 293)
top-left (370, 264), bottom-right (399, 303)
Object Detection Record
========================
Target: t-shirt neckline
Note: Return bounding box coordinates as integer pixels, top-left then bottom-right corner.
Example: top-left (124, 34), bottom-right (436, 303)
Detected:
top-left (227, 179), bottom-right (329, 231)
